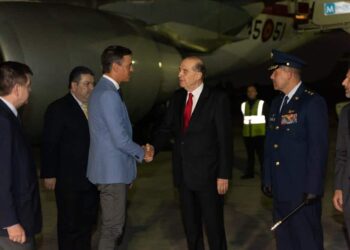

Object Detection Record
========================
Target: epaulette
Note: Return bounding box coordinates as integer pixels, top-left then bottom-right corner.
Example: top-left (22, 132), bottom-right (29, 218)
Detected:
top-left (304, 89), bottom-right (314, 96)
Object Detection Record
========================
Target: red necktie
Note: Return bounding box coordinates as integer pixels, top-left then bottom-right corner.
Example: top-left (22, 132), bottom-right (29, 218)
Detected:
top-left (183, 93), bottom-right (193, 132)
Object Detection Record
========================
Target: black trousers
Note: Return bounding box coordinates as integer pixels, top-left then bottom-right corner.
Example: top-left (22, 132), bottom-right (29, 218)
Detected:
top-left (55, 188), bottom-right (99, 250)
top-left (243, 136), bottom-right (265, 176)
top-left (273, 200), bottom-right (324, 250)
top-left (178, 184), bottom-right (227, 250)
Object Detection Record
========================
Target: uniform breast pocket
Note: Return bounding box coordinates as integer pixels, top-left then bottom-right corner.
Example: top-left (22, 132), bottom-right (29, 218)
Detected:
top-left (284, 123), bottom-right (305, 140)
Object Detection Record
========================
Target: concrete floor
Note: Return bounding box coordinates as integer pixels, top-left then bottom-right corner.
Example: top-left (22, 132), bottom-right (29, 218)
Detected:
top-left (35, 123), bottom-right (349, 250)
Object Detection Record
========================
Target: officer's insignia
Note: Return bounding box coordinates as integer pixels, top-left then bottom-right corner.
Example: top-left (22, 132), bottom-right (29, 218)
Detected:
top-left (295, 96), bottom-right (299, 100)
top-left (269, 114), bottom-right (276, 122)
top-left (305, 90), bottom-right (314, 95)
top-left (281, 113), bottom-right (298, 125)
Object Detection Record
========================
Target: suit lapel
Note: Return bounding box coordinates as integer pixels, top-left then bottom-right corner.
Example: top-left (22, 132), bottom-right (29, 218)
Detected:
top-left (67, 93), bottom-right (88, 122)
top-left (103, 78), bottom-right (128, 111)
top-left (277, 95), bottom-right (284, 113)
top-left (101, 77), bottom-right (132, 133)
top-left (0, 100), bottom-right (29, 146)
top-left (186, 85), bottom-right (210, 130)
top-left (0, 99), bottom-right (20, 126)
top-left (103, 77), bottom-right (119, 94)
top-left (179, 89), bottom-right (187, 129)
top-left (282, 84), bottom-right (305, 114)
top-left (191, 85), bottom-right (209, 119)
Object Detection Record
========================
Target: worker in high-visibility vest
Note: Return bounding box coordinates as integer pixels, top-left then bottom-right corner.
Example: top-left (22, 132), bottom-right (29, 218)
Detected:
top-left (241, 84), bottom-right (268, 179)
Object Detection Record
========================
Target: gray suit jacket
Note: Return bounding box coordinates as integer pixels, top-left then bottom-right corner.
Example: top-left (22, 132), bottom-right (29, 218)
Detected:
top-left (87, 77), bottom-right (144, 184)
top-left (335, 103), bottom-right (350, 215)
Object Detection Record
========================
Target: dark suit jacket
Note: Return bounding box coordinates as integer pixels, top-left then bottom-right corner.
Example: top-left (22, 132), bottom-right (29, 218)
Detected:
top-left (153, 85), bottom-right (233, 191)
top-left (335, 104), bottom-right (350, 211)
top-left (263, 84), bottom-right (328, 202)
top-left (0, 99), bottom-right (42, 237)
top-left (41, 93), bottom-right (95, 191)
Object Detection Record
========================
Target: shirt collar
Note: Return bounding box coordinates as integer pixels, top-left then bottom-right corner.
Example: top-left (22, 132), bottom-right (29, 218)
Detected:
top-left (189, 83), bottom-right (204, 98)
top-left (70, 92), bottom-right (83, 106)
top-left (286, 81), bottom-right (302, 101)
top-left (103, 74), bottom-right (120, 90)
top-left (0, 97), bottom-right (17, 117)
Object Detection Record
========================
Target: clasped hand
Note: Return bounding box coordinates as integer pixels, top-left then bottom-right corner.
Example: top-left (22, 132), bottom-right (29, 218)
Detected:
top-left (143, 143), bottom-right (154, 163)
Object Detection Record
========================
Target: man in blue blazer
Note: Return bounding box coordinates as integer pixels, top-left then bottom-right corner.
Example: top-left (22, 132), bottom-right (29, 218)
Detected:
top-left (0, 61), bottom-right (42, 249)
top-left (87, 45), bottom-right (150, 250)
top-left (262, 50), bottom-right (328, 250)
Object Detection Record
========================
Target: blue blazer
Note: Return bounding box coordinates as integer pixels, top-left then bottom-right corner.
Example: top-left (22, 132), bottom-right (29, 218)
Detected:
top-left (0, 100), bottom-right (42, 237)
top-left (87, 77), bottom-right (144, 184)
top-left (263, 84), bottom-right (328, 202)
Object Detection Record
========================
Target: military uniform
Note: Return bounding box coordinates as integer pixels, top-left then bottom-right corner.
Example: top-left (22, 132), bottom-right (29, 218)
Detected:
top-left (263, 50), bottom-right (328, 250)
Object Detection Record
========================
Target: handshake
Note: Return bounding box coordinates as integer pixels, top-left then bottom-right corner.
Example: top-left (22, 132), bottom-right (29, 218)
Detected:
top-left (142, 143), bottom-right (154, 163)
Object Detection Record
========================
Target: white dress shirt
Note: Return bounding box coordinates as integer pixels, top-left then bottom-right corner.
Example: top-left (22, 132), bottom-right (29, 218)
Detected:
top-left (279, 81), bottom-right (302, 111)
top-left (285, 81), bottom-right (302, 103)
top-left (186, 83), bottom-right (204, 114)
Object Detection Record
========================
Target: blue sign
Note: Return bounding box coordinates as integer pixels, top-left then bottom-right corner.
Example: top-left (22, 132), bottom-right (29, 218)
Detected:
top-left (324, 3), bottom-right (336, 15)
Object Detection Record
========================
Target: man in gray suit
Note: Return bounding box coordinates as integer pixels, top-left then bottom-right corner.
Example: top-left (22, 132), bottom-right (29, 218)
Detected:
top-left (87, 45), bottom-right (153, 250)
top-left (333, 65), bottom-right (350, 240)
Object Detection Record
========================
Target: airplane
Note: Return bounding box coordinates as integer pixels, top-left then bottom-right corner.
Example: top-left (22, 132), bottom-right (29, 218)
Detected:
top-left (0, 0), bottom-right (349, 141)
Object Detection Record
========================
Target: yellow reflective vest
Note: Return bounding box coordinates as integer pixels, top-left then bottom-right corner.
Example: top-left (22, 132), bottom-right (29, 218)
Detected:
top-left (241, 100), bottom-right (266, 137)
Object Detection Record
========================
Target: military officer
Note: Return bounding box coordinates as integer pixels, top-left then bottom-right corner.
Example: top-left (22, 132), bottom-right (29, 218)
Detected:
top-left (262, 49), bottom-right (328, 250)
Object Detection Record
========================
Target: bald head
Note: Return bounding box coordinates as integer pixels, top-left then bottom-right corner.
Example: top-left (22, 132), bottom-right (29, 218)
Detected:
top-left (178, 57), bottom-right (206, 92)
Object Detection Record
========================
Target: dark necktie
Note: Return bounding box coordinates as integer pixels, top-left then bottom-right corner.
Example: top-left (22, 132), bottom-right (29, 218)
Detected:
top-left (118, 88), bottom-right (124, 101)
top-left (17, 114), bottom-right (22, 125)
top-left (183, 93), bottom-right (193, 132)
top-left (280, 95), bottom-right (289, 113)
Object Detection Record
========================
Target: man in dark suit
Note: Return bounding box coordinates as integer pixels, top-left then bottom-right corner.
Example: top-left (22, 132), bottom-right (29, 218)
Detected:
top-left (0, 61), bottom-right (42, 250)
top-left (262, 50), bottom-right (328, 250)
top-left (151, 56), bottom-right (233, 250)
top-left (41, 66), bottom-right (99, 250)
top-left (333, 65), bottom-right (350, 241)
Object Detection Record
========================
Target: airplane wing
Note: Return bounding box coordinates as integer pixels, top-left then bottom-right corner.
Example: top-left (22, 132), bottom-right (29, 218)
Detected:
top-left (147, 22), bottom-right (246, 53)
top-left (99, 0), bottom-right (254, 52)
